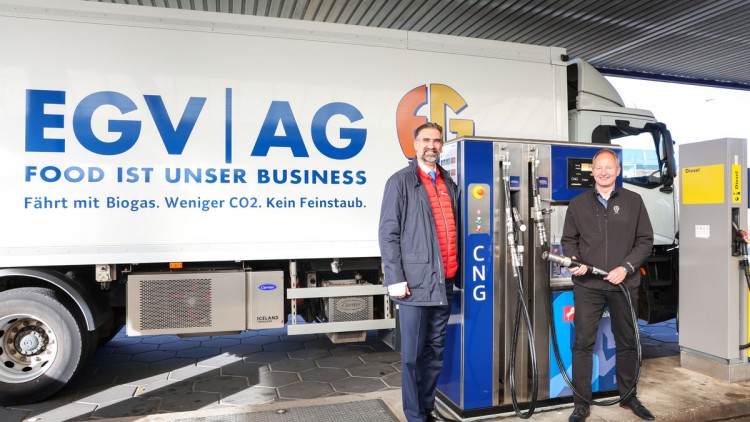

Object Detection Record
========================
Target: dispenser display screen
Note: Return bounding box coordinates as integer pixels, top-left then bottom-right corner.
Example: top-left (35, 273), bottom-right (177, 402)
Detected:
top-left (567, 158), bottom-right (595, 189)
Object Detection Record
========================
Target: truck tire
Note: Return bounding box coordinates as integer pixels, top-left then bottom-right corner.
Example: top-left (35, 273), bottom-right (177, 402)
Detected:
top-left (0, 287), bottom-right (91, 405)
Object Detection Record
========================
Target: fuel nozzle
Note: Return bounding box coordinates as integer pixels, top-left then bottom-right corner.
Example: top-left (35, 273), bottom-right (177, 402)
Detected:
top-left (541, 251), bottom-right (609, 277)
top-left (734, 225), bottom-right (750, 269)
top-left (732, 221), bottom-right (750, 257)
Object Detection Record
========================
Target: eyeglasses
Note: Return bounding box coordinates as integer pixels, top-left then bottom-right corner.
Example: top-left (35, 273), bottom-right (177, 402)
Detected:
top-left (417, 138), bottom-right (443, 145)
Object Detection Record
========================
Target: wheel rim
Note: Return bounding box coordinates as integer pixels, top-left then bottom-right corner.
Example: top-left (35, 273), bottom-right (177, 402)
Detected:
top-left (0, 314), bottom-right (58, 383)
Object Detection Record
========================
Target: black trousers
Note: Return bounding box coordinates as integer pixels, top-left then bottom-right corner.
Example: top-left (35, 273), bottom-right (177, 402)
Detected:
top-left (572, 283), bottom-right (639, 403)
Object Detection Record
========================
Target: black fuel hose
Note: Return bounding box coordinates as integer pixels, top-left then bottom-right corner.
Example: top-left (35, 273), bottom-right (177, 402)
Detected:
top-left (508, 263), bottom-right (538, 418)
top-left (502, 158), bottom-right (538, 419)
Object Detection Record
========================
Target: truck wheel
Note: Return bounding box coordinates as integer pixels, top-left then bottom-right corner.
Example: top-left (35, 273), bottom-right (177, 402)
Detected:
top-left (0, 288), bottom-right (90, 405)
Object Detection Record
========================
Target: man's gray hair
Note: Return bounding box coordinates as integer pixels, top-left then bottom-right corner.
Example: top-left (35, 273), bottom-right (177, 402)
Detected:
top-left (592, 148), bottom-right (620, 167)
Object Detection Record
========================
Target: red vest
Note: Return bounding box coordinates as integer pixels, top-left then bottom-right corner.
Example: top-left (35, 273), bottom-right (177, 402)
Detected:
top-left (419, 168), bottom-right (458, 279)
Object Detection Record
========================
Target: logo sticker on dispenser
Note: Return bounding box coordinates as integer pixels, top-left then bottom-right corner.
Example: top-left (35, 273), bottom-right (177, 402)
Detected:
top-left (563, 305), bottom-right (575, 323)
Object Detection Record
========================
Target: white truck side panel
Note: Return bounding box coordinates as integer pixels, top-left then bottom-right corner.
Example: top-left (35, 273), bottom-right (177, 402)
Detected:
top-left (0, 0), bottom-right (567, 266)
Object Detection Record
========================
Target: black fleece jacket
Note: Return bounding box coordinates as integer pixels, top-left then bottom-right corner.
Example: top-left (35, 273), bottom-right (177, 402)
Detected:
top-left (561, 187), bottom-right (653, 290)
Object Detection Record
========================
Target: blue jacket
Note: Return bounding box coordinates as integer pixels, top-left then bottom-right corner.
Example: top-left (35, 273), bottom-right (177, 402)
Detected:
top-left (378, 160), bottom-right (460, 306)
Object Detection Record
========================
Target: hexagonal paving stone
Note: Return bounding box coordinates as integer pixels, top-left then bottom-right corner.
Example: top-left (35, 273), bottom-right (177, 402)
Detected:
top-left (243, 350), bottom-right (289, 363)
top-left (176, 347), bottom-right (221, 359)
top-left (299, 367), bottom-right (348, 382)
top-left (180, 336), bottom-right (212, 342)
top-left (168, 366), bottom-right (220, 381)
top-left (256, 371), bottom-right (300, 388)
top-left (279, 333), bottom-right (320, 342)
top-left (263, 341), bottom-right (304, 352)
top-left (5, 391), bottom-right (92, 416)
top-left (241, 336), bottom-right (281, 345)
top-left (346, 362), bottom-right (397, 378)
top-left (159, 341), bottom-right (204, 351)
top-left (221, 361), bottom-right (270, 380)
top-left (106, 336), bottom-right (143, 347)
top-left (223, 330), bottom-right (259, 339)
top-left (640, 337), bottom-right (664, 347)
top-left (114, 343), bottom-right (159, 354)
top-left (90, 397), bottom-right (161, 419)
top-left (98, 362), bottom-right (170, 385)
top-left (303, 338), bottom-right (334, 349)
top-left (288, 347), bottom-right (331, 360)
top-left (641, 345), bottom-right (677, 357)
top-left (382, 372), bottom-right (402, 388)
top-left (87, 351), bottom-right (133, 365)
top-left (278, 381), bottom-right (334, 399)
top-left (75, 384), bottom-right (139, 405)
top-left (139, 379), bottom-right (193, 399)
top-left (66, 365), bottom-right (117, 390)
top-left (198, 352), bottom-right (243, 368)
top-left (95, 345), bottom-right (117, 354)
top-left (328, 344), bottom-right (373, 356)
top-left (26, 404), bottom-right (98, 421)
top-left (360, 351), bottom-right (401, 364)
top-left (360, 331), bottom-right (395, 353)
top-left (0, 407), bottom-right (29, 422)
top-left (133, 379), bottom-right (182, 397)
top-left (201, 338), bottom-right (241, 348)
top-left (316, 355), bottom-right (363, 369)
top-left (269, 358), bottom-right (317, 372)
top-left (366, 342), bottom-right (397, 353)
top-left (648, 329), bottom-right (679, 343)
top-left (149, 357), bottom-right (198, 373)
top-left (221, 385), bottom-right (277, 405)
top-left (159, 390), bottom-right (221, 412)
top-left (194, 375), bottom-right (248, 395)
top-left (130, 350), bottom-right (178, 363)
top-left (331, 376), bottom-right (387, 394)
top-left (141, 335), bottom-right (181, 344)
top-left (221, 343), bottom-right (264, 356)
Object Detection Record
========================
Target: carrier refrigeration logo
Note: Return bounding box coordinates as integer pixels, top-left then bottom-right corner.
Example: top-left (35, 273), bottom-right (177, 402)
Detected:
top-left (395, 84), bottom-right (475, 158)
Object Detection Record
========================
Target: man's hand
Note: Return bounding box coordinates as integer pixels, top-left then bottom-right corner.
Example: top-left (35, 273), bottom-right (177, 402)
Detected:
top-left (388, 282), bottom-right (410, 299)
top-left (569, 256), bottom-right (588, 276)
top-left (392, 285), bottom-right (410, 299)
top-left (604, 266), bottom-right (628, 285)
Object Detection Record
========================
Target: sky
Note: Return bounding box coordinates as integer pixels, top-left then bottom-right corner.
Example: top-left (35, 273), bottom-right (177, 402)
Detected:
top-left (606, 76), bottom-right (750, 148)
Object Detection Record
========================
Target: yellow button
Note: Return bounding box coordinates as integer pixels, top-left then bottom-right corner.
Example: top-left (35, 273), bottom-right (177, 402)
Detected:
top-left (473, 185), bottom-right (485, 199)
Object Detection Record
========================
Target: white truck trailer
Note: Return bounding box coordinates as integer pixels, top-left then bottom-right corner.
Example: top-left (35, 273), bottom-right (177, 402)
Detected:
top-left (0, 0), bottom-right (677, 404)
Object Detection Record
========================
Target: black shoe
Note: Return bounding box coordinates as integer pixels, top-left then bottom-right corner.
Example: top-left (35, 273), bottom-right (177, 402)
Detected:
top-left (568, 403), bottom-right (590, 422)
top-left (620, 397), bottom-right (655, 421)
top-left (426, 408), bottom-right (457, 422)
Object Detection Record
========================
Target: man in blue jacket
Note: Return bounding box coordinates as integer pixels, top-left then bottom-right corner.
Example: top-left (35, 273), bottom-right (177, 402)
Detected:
top-left (378, 122), bottom-right (459, 422)
top-left (562, 148), bottom-right (654, 422)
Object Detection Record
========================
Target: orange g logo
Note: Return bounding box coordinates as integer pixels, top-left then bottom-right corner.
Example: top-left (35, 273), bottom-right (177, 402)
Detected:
top-left (396, 84), bottom-right (475, 158)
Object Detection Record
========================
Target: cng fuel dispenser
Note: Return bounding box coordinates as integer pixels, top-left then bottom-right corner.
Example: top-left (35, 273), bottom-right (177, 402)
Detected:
top-left (436, 137), bottom-right (623, 419)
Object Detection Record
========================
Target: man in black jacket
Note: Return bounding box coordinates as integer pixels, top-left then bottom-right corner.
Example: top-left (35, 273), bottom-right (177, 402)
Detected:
top-left (561, 148), bottom-right (654, 422)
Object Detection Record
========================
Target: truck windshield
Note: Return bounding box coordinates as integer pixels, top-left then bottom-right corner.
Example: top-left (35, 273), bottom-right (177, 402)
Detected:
top-left (593, 122), bottom-right (675, 190)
